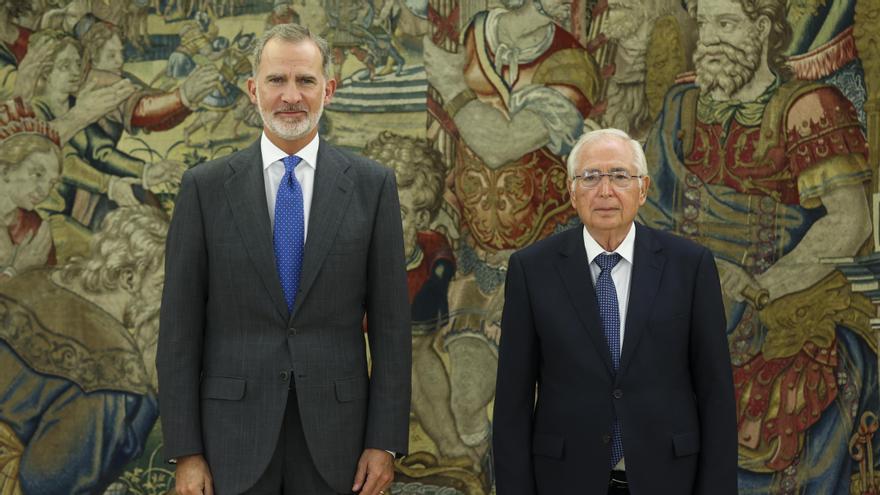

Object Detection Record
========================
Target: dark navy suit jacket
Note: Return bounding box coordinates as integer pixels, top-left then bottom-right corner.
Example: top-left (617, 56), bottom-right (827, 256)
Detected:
top-left (493, 223), bottom-right (737, 494)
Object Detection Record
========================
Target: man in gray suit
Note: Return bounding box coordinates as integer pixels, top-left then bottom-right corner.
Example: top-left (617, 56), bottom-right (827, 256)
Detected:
top-left (157, 24), bottom-right (411, 495)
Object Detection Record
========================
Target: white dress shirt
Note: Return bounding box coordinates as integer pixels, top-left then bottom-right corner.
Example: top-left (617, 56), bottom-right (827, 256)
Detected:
top-left (582, 223), bottom-right (636, 360)
top-left (261, 132), bottom-right (320, 241)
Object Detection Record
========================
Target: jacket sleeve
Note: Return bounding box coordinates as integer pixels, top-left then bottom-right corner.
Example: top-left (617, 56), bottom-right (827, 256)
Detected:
top-left (690, 247), bottom-right (738, 494)
top-left (493, 252), bottom-right (539, 495)
top-left (156, 169), bottom-right (209, 461)
top-left (363, 168), bottom-right (412, 455)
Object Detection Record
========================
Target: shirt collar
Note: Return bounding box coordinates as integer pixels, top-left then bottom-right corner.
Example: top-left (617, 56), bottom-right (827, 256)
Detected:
top-left (583, 223), bottom-right (636, 266)
top-left (260, 131), bottom-right (320, 170)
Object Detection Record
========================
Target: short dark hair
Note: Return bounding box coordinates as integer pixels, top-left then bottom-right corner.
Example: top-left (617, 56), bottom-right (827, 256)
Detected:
top-left (252, 23), bottom-right (332, 79)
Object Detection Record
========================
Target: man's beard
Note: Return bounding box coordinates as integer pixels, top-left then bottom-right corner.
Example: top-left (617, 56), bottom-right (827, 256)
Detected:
top-left (694, 31), bottom-right (763, 99)
top-left (257, 96), bottom-right (324, 141)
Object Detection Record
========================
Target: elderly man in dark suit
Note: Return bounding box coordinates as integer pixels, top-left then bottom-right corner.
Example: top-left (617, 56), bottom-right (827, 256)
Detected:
top-left (157, 23), bottom-right (410, 495)
top-left (493, 128), bottom-right (737, 494)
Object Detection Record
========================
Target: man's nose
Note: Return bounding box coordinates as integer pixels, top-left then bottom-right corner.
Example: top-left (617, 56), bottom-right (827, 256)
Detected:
top-left (281, 84), bottom-right (303, 103)
top-left (699, 28), bottom-right (719, 45)
top-left (597, 175), bottom-right (614, 196)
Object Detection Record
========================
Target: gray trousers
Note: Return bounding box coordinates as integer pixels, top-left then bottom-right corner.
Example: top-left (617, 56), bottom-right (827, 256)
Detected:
top-left (243, 389), bottom-right (346, 495)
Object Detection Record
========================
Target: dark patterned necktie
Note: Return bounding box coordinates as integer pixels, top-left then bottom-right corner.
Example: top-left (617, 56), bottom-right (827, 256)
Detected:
top-left (274, 155), bottom-right (304, 313)
top-left (595, 252), bottom-right (624, 467)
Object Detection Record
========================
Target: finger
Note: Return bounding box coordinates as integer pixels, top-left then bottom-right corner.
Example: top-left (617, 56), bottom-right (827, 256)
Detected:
top-left (114, 81), bottom-right (137, 97)
top-left (352, 458), bottom-right (368, 491)
top-left (78, 77), bottom-right (98, 95)
top-left (360, 469), bottom-right (381, 495)
top-left (363, 456), bottom-right (393, 495)
top-left (203, 476), bottom-right (214, 495)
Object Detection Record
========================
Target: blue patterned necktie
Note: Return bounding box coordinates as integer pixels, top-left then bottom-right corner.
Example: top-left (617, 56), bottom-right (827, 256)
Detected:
top-left (595, 252), bottom-right (624, 467)
top-left (274, 155), bottom-right (304, 314)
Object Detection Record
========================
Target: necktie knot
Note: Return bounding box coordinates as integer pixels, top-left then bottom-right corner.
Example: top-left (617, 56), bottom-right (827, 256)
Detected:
top-left (282, 155), bottom-right (302, 175)
top-left (595, 253), bottom-right (622, 273)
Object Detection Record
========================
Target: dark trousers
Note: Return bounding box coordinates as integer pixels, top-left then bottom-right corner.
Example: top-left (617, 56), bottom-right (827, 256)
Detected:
top-left (608, 470), bottom-right (629, 495)
top-left (243, 389), bottom-right (345, 495)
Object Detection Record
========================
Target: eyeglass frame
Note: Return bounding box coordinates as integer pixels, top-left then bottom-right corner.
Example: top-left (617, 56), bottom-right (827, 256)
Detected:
top-left (570, 169), bottom-right (647, 190)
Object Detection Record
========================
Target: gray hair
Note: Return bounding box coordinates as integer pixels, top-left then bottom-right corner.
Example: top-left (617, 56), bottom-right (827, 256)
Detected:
top-left (252, 23), bottom-right (332, 79)
top-left (566, 128), bottom-right (648, 177)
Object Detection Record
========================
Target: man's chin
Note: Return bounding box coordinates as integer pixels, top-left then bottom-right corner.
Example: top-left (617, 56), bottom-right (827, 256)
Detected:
top-left (268, 122), bottom-right (313, 142)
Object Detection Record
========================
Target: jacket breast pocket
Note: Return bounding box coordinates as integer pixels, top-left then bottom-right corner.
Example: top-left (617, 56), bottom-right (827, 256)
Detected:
top-left (200, 375), bottom-right (246, 401)
top-left (328, 235), bottom-right (368, 255)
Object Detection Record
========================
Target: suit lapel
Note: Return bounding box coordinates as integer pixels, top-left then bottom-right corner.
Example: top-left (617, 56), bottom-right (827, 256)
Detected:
top-left (619, 223), bottom-right (664, 373)
top-left (224, 140), bottom-right (290, 320)
top-left (292, 139), bottom-right (354, 319)
top-left (554, 228), bottom-right (614, 375)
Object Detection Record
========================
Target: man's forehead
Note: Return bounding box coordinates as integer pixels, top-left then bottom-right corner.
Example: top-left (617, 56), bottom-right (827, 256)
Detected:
top-left (575, 137), bottom-right (634, 162)
top-left (696, 0), bottom-right (746, 17)
top-left (577, 159), bottom-right (635, 172)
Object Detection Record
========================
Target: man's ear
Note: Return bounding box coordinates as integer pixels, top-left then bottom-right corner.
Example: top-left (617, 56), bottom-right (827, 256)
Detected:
top-left (246, 77), bottom-right (258, 105)
top-left (324, 77), bottom-right (337, 104)
top-left (121, 267), bottom-right (139, 292)
top-left (639, 176), bottom-right (652, 204)
top-left (757, 15), bottom-right (772, 40)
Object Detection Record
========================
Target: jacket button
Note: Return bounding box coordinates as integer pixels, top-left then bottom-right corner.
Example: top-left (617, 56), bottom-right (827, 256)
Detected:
top-left (613, 389), bottom-right (623, 399)
top-left (288, 327), bottom-right (296, 336)
top-left (602, 434), bottom-right (611, 444)
top-left (279, 371), bottom-right (289, 381)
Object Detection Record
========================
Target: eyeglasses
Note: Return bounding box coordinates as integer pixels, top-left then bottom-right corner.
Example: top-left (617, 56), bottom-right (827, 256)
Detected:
top-left (572, 170), bottom-right (644, 190)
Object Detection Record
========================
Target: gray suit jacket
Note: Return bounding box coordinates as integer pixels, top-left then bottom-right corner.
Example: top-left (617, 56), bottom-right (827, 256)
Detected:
top-left (157, 138), bottom-right (411, 494)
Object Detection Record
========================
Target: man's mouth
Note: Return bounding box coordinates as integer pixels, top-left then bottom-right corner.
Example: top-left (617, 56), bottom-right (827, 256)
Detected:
top-left (275, 110), bottom-right (306, 118)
